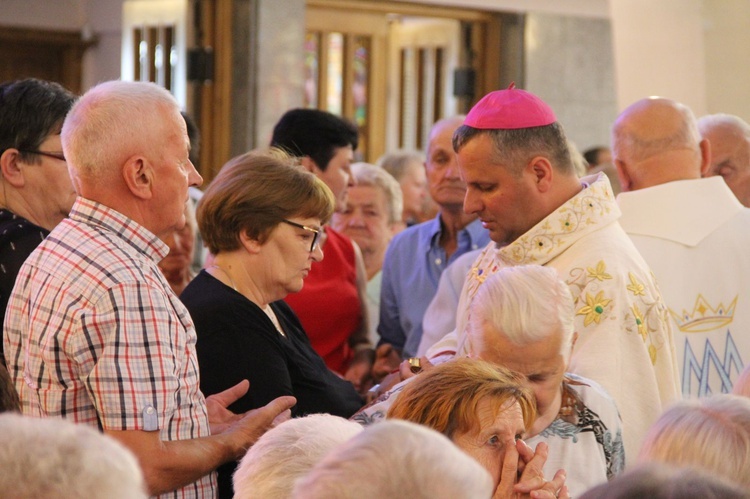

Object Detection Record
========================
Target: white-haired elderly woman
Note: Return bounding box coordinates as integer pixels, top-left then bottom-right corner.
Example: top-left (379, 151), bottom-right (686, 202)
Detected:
top-left (378, 150), bottom-right (430, 226)
top-left (332, 162), bottom-right (404, 344)
top-left (355, 265), bottom-right (624, 497)
top-left (233, 414), bottom-right (363, 498)
top-left (466, 265), bottom-right (625, 495)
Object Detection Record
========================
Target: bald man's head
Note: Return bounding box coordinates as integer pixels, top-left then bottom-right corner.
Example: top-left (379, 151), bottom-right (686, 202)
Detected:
top-left (698, 114), bottom-right (750, 207)
top-left (611, 98), bottom-right (708, 191)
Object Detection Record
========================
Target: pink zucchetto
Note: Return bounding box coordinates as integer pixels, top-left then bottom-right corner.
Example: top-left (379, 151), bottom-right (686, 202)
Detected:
top-left (464, 83), bottom-right (557, 130)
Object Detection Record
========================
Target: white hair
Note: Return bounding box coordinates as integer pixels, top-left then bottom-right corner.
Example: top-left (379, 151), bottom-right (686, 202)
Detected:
top-left (350, 162), bottom-right (404, 224)
top-left (0, 414), bottom-right (147, 498)
top-left (293, 420), bottom-right (493, 498)
top-left (638, 394), bottom-right (750, 488)
top-left (468, 265), bottom-right (575, 360)
top-left (376, 150), bottom-right (423, 182)
top-left (698, 113), bottom-right (750, 138)
top-left (61, 80), bottom-right (182, 182)
top-left (233, 414), bottom-right (363, 499)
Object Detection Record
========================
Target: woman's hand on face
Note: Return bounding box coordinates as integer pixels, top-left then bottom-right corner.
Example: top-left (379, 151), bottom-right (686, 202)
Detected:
top-left (493, 439), bottom-right (568, 499)
top-left (493, 437), bottom-right (521, 499)
top-left (514, 440), bottom-right (568, 499)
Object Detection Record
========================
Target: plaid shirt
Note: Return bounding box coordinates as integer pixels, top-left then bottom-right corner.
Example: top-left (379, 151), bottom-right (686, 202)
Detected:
top-left (3, 197), bottom-right (215, 498)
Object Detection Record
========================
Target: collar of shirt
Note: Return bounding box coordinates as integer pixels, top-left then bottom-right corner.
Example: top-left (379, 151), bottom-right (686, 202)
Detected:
top-left (69, 197), bottom-right (170, 263)
top-left (494, 172), bottom-right (620, 266)
top-left (617, 176), bottom-right (745, 247)
top-left (420, 213), bottom-right (488, 255)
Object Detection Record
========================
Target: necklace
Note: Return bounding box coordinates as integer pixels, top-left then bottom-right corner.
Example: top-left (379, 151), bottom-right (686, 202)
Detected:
top-left (208, 264), bottom-right (285, 337)
top-left (558, 382), bottom-right (578, 419)
top-left (207, 264), bottom-right (238, 292)
top-left (263, 305), bottom-right (286, 337)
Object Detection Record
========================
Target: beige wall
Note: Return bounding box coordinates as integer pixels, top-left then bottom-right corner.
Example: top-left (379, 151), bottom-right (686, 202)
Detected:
top-left (525, 13), bottom-right (617, 153)
top-left (0, 0), bottom-right (84, 28)
top-left (610, 0), bottom-right (707, 115)
top-left (609, 0), bottom-right (750, 123)
top-left (702, 0), bottom-right (750, 121)
top-left (0, 0), bottom-right (122, 91)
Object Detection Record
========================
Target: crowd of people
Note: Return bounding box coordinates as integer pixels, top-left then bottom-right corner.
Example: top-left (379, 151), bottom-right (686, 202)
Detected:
top-left (1, 76), bottom-right (749, 498)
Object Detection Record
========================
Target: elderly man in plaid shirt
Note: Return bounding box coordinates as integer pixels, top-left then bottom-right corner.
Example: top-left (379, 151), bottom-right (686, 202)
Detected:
top-left (3, 80), bottom-right (295, 498)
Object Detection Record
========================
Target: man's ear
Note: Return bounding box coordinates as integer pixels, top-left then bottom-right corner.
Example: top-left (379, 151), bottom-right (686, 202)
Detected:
top-left (614, 159), bottom-right (631, 192)
top-left (0, 149), bottom-right (26, 188)
top-left (698, 138), bottom-right (711, 177)
top-left (527, 156), bottom-right (554, 193)
top-left (122, 155), bottom-right (153, 200)
top-left (239, 229), bottom-right (262, 254)
top-left (567, 331), bottom-right (579, 362)
top-left (299, 156), bottom-right (316, 173)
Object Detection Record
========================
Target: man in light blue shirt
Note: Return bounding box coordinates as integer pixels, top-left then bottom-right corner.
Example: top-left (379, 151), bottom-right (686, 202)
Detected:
top-left (374, 117), bottom-right (490, 374)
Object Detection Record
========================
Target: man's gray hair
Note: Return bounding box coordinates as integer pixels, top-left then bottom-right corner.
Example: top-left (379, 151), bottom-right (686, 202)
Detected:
top-left (293, 420), bottom-right (493, 498)
top-left (697, 113), bottom-right (750, 138)
top-left (469, 265), bottom-right (575, 360)
top-left (377, 150), bottom-right (423, 182)
top-left (0, 413), bottom-right (147, 498)
top-left (350, 162), bottom-right (404, 224)
top-left (233, 414), bottom-right (363, 499)
top-left (61, 80), bottom-right (181, 182)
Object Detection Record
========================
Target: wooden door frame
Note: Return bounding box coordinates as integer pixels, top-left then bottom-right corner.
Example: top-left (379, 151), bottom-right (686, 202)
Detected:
top-left (196, 0), bottom-right (501, 179)
top-left (0, 27), bottom-right (96, 95)
top-left (306, 5), bottom-right (390, 162)
top-left (193, 0), bottom-right (233, 183)
top-left (306, 0), bottom-right (501, 161)
top-left (307, 0), bottom-right (502, 102)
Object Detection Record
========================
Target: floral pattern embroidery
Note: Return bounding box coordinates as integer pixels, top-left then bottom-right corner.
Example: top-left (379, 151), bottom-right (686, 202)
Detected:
top-left (626, 272), bottom-right (645, 296)
top-left (631, 304), bottom-right (647, 341)
top-left (587, 261), bottom-right (612, 281)
top-left (459, 173), bottom-right (672, 368)
top-left (495, 176), bottom-right (619, 267)
top-left (577, 291), bottom-right (613, 326)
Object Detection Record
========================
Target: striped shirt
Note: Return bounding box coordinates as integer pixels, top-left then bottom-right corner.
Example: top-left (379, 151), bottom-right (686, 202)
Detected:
top-left (3, 197), bottom-right (215, 498)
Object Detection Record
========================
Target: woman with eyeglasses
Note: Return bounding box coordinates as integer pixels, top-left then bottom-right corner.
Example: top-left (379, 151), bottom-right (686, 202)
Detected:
top-left (0, 78), bottom-right (76, 366)
top-left (180, 149), bottom-right (364, 498)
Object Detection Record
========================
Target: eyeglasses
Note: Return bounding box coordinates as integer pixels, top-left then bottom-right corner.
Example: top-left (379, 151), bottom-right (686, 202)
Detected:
top-left (17, 149), bottom-right (66, 162)
top-left (281, 219), bottom-right (321, 252)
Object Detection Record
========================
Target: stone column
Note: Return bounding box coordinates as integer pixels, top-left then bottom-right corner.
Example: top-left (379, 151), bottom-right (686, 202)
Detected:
top-left (230, 0), bottom-right (306, 155)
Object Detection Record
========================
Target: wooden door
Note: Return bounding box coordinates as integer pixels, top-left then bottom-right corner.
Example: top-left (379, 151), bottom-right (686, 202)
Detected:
top-left (0, 27), bottom-right (93, 94)
top-left (306, 0), bottom-right (501, 161)
top-left (305, 4), bottom-right (389, 162)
